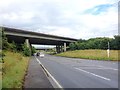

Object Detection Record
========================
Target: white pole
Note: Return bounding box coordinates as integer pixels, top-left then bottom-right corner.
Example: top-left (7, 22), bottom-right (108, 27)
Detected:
top-left (107, 42), bottom-right (110, 58)
top-left (107, 49), bottom-right (110, 58)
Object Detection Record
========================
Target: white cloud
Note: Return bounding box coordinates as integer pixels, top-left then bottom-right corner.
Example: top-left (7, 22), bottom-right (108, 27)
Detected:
top-left (0, 0), bottom-right (118, 39)
top-left (46, 26), bottom-right (76, 37)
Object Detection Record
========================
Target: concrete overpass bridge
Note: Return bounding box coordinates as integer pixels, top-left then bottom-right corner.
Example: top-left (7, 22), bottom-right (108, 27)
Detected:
top-left (2, 27), bottom-right (78, 53)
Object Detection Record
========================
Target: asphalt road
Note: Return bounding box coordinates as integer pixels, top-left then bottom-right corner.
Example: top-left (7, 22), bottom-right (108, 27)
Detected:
top-left (36, 54), bottom-right (118, 89)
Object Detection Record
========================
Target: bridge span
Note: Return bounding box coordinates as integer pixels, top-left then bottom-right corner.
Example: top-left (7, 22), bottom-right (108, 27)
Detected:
top-left (1, 27), bottom-right (78, 53)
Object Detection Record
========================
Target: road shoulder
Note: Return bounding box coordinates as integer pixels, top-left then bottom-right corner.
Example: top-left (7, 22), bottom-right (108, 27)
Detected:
top-left (23, 56), bottom-right (53, 88)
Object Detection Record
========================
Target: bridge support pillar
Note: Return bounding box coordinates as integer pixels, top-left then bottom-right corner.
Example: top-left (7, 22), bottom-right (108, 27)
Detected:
top-left (58, 45), bottom-right (60, 53)
top-left (25, 39), bottom-right (31, 55)
top-left (56, 45), bottom-right (61, 53)
top-left (25, 39), bottom-right (30, 48)
top-left (64, 43), bottom-right (66, 52)
top-left (60, 45), bottom-right (63, 52)
top-left (56, 45), bottom-right (58, 53)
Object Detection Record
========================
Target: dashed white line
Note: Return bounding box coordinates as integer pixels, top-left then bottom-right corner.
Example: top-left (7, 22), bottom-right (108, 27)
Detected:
top-left (98, 65), bottom-right (118, 71)
top-left (76, 68), bottom-right (117, 70)
top-left (75, 68), bottom-right (111, 81)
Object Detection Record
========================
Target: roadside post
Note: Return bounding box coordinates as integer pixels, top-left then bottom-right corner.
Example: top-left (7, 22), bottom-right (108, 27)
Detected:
top-left (107, 42), bottom-right (110, 58)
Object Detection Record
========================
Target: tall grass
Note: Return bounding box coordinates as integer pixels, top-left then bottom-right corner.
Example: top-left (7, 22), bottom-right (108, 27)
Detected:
top-left (0, 60), bottom-right (2, 89)
top-left (2, 51), bottom-right (29, 88)
top-left (57, 50), bottom-right (119, 61)
top-left (0, 50), bottom-right (2, 89)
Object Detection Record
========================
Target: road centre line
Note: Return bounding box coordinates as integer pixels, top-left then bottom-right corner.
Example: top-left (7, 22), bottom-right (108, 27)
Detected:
top-left (73, 64), bottom-right (118, 71)
top-left (75, 68), bottom-right (111, 81)
top-left (83, 65), bottom-right (118, 71)
top-left (98, 65), bottom-right (118, 71)
top-left (35, 57), bottom-right (63, 88)
top-left (75, 68), bottom-right (118, 70)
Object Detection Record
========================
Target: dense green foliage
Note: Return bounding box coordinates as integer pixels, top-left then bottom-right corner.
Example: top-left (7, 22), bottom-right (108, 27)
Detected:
top-left (69, 36), bottom-right (120, 50)
top-left (2, 28), bottom-right (9, 50)
top-left (31, 46), bottom-right (36, 55)
top-left (22, 43), bottom-right (31, 56)
top-left (2, 29), bottom-right (36, 56)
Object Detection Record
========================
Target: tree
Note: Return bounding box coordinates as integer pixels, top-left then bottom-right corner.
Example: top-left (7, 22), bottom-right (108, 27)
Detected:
top-left (69, 37), bottom-right (117, 50)
top-left (2, 28), bottom-right (9, 50)
top-left (69, 43), bottom-right (76, 50)
top-left (31, 46), bottom-right (36, 55)
top-left (8, 41), bottom-right (17, 52)
top-left (22, 43), bottom-right (31, 56)
top-left (111, 35), bottom-right (120, 50)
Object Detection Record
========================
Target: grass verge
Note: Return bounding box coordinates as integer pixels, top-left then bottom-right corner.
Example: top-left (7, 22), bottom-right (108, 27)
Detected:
top-left (0, 62), bottom-right (2, 89)
top-left (0, 50), bottom-right (2, 89)
top-left (56, 49), bottom-right (119, 61)
top-left (2, 51), bottom-right (29, 88)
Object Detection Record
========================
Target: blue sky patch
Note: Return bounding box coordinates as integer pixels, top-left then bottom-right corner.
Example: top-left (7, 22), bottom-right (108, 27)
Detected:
top-left (84, 4), bottom-right (113, 15)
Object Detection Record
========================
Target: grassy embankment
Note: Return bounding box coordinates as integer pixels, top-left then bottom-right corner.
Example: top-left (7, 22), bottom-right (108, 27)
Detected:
top-left (0, 50), bottom-right (2, 89)
top-left (56, 50), bottom-right (119, 61)
top-left (2, 51), bottom-right (29, 88)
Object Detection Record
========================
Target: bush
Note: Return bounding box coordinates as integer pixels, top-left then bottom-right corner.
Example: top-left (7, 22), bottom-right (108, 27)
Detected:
top-left (69, 43), bottom-right (76, 50)
top-left (22, 43), bottom-right (31, 56)
top-left (7, 41), bottom-right (17, 52)
top-left (31, 46), bottom-right (36, 55)
top-left (2, 27), bottom-right (32, 57)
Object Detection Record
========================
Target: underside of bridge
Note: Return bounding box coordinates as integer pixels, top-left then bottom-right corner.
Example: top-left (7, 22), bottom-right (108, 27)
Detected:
top-left (3, 27), bottom-right (78, 53)
top-left (6, 35), bottom-right (69, 46)
top-left (6, 35), bottom-right (68, 53)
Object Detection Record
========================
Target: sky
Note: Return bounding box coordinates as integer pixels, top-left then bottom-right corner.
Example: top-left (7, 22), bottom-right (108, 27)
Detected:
top-left (0, 0), bottom-right (118, 40)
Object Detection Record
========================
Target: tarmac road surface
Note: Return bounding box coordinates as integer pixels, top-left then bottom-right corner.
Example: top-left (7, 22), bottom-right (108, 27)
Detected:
top-left (36, 54), bottom-right (119, 89)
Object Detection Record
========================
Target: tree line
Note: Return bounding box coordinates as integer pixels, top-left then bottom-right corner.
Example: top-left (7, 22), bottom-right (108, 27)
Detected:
top-left (69, 35), bottom-right (120, 50)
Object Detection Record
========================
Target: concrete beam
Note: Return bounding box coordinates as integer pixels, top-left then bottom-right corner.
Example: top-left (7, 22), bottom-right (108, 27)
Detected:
top-left (5, 31), bottom-right (77, 42)
top-left (3, 27), bottom-right (78, 46)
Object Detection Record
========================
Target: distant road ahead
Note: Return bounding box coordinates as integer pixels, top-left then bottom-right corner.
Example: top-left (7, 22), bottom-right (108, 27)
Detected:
top-left (36, 54), bottom-right (118, 88)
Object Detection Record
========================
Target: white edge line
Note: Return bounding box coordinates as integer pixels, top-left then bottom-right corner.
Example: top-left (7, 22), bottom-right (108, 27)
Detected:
top-left (35, 56), bottom-right (63, 88)
top-left (75, 68), bottom-right (111, 81)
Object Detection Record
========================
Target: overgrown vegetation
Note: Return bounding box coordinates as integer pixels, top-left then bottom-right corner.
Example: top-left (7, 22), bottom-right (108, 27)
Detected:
top-left (2, 28), bottom-right (36, 56)
top-left (69, 36), bottom-right (120, 50)
top-left (1, 28), bottom-right (35, 88)
top-left (22, 43), bottom-right (31, 56)
top-left (2, 51), bottom-right (29, 88)
top-left (57, 36), bottom-right (120, 61)
top-left (57, 50), bottom-right (119, 61)
top-left (31, 46), bottom-right (36, 55)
